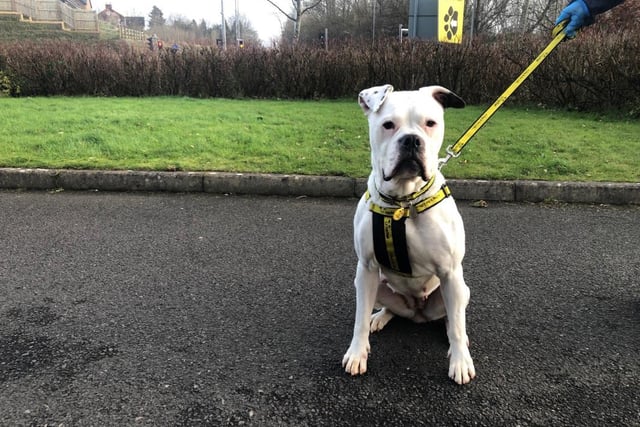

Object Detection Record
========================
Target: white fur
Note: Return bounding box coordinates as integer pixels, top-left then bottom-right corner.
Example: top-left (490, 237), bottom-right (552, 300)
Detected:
top-left (343, 85), bottom-right (476, 384)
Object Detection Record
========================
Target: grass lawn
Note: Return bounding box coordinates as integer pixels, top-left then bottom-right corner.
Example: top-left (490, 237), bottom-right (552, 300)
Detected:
top-left (0, 97), bottom-right (638, 182)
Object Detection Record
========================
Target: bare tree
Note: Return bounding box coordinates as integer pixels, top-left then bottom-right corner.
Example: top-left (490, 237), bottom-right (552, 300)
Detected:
top-left (298, 0), bottom-right (409, 42)
top-left (469, 0), bottom-right (561, 36)
top-left (265, 0), bottom-right (323, 40)
top-left (229, 15), bottom-right (260, 44)
top-left (264, 0), bottom-right (566, 44)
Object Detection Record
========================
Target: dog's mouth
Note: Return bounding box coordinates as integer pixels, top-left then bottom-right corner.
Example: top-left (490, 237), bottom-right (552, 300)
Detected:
top-left (383, 157), bottom-right (428, 182)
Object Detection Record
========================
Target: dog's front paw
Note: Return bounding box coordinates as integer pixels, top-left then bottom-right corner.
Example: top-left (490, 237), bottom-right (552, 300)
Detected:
top-left (342, 343), bottom-right (370, 375)
top-left (447, 346), bottom-right (476, 385)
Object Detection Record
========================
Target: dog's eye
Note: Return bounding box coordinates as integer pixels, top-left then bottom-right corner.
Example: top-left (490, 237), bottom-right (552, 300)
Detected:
top-left (382, 121), bottom-right (395, 130)
top-left (426, 120), bottom-right (437, 128)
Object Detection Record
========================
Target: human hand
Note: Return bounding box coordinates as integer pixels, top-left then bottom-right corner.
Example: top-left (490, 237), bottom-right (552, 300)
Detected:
top-left (555, 0), bottom-right (592, 38)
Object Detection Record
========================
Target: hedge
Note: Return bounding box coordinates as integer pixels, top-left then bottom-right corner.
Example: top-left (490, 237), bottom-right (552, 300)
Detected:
top-left (0, 30), bottom-right (638, 114)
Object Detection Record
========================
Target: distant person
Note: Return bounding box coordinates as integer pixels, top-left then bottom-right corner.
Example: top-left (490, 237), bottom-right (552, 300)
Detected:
top-left (171, 43), bottom-right (179, 53)
top-left (147, 33), bottom-right (158, 51)
top-left (556, 0), bottom-right (625, 37)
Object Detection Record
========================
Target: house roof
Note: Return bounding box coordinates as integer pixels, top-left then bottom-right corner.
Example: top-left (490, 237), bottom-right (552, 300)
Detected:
top-left (98, 3), bottom-right (124, 18)
top-left (64, 0), bottom-right (93, 10)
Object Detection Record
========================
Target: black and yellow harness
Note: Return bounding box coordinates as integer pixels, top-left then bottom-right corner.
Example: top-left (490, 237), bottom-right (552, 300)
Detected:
top-left (366, 175), bottom-right (452, 277)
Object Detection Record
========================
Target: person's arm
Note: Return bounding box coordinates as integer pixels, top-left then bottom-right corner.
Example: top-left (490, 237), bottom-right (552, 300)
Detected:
top-left (556, 0), bottom-right (625, 37)
top-left (583, 0), bottom-right (625, 15)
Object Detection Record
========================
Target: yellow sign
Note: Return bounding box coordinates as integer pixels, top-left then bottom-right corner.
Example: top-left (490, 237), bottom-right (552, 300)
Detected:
top-left (438, 0), bottom-right (464, 44)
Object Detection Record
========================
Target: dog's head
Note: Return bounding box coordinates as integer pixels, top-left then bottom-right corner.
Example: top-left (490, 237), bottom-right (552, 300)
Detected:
top-left (359, 84), bottom-right (464, 195)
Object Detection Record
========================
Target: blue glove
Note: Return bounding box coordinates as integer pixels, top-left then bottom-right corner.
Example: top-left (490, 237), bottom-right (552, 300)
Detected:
top-left (556, 0), bottom-right (592, 38)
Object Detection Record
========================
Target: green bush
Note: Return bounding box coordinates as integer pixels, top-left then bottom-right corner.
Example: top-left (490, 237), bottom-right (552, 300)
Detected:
top-left (0, 69), bottom-right (19, 97)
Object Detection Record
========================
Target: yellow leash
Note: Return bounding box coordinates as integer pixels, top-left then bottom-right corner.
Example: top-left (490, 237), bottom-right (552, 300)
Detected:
top-left (439, 20), bottom-right (569, 168)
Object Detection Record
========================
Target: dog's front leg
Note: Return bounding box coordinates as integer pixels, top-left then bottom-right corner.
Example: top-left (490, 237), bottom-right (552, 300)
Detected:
top-left (342, 262), bottom-right (379, 375)
top-left (440, 266), bottom-right (476, 384)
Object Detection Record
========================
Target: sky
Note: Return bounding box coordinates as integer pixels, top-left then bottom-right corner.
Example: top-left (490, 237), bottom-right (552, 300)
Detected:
top-left (100, 0), bottom-right (290, 42)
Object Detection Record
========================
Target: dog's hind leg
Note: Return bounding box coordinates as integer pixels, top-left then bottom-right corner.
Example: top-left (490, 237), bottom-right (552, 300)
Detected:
top-left (421, 287), bottom-right (447, 321)
top-left (374, 280), bottom-right (418, 325)
top-left (370, 307), bottom-right (394, 332)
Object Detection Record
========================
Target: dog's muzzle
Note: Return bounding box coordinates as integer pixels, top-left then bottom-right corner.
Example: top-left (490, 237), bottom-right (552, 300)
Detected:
top-left (384, 134), bottom-right (427, 181)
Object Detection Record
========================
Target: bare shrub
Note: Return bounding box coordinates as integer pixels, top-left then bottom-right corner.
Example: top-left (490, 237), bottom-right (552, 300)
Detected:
top-left (0, 30), bottom-right (637, 113)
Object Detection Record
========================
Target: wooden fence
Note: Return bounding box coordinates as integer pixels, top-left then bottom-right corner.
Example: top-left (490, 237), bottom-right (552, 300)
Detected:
top-left (119, 26), bottom-right (145, 41)
top-left (0, 0), bottom-right (98, 32)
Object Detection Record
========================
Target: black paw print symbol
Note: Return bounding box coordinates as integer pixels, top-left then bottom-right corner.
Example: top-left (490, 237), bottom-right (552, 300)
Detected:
top-left (443, 6), bottom-right (459, 41)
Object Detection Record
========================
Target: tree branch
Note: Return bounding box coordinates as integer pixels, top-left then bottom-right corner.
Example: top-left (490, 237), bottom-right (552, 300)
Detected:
top-left (264, 0), bottom-right (296, 22)
top-left (301, 0), bottom-right (323, 15)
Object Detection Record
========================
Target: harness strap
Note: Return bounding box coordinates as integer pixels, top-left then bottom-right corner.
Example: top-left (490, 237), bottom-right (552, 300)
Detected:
top-left (366, 184), bottom-right (452, 276)
top-left (376, 174), bottom-right (436, 206)
top-left (366, 184), bottom-right (452, 220)
top-left (372, 213), bottom-right (412, 276)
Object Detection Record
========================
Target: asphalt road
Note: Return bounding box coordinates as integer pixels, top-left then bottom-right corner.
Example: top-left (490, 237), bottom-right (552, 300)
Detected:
top-left (1, 190), bottom-right (638, 426)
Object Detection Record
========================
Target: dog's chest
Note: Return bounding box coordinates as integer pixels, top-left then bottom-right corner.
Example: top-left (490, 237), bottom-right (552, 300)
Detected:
top-left (366, 181), bottom-right (458, 276)
top-left (372, 211), bottom-right (452, 278)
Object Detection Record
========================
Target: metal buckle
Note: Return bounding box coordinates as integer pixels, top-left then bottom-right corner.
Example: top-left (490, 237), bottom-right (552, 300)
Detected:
top-left (446, 145), bottom-right (461, 158)
top-left (438, 145), bottom-right (460, 169)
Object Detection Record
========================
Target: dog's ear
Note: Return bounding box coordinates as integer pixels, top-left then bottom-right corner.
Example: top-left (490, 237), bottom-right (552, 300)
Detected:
top-left (358, 84), bottom-right (394, 114)
top-left (420, 86), bottom-right (465, 109)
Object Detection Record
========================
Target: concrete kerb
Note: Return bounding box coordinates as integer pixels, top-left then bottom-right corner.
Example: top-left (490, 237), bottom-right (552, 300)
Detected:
top-left (203, 171), bottom-right (359, 198)
top-left (449, 179), bottom-right (640, 205)
top-left (0, 168), bottom-right (361, 197)
top-left (0, 167), bottom-right (638, 205)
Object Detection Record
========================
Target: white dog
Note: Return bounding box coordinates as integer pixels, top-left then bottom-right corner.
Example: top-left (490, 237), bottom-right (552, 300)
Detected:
top-left (342, 84), bottom-right (476, 384)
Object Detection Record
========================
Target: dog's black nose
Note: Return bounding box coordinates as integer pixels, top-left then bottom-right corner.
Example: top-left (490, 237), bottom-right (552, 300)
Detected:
top-left (400, 134), bottom-right (421, 151)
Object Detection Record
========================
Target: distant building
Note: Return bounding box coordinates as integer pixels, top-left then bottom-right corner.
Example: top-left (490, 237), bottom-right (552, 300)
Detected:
top-left (98, 3), bottom-right (144, 30)
top-left (97, 3), bottom-right (124, 25)
top-left (62, 0), bottom-right (93, 10)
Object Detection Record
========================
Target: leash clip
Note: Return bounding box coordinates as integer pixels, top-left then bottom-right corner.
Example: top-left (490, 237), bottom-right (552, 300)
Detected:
top-left (438, 145), bottom-right (460, 169)
top-left (446, 144), bottom-right (461, 158)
